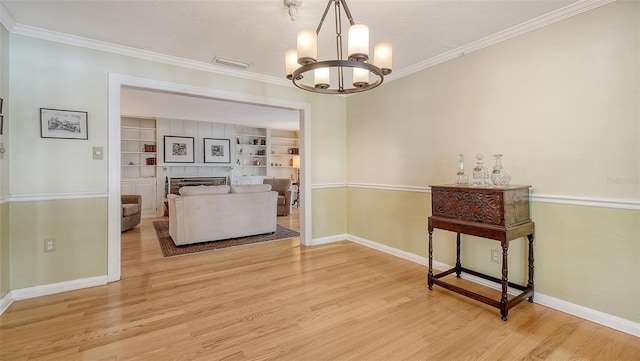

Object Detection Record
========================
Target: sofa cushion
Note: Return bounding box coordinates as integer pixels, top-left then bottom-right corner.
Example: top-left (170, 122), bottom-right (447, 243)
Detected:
top-left (179, 185), bottom-right (230, 196)
top-left (122, 203), bottom-right (140, 217)
top-left (230, 184), bottom-right (272, 193)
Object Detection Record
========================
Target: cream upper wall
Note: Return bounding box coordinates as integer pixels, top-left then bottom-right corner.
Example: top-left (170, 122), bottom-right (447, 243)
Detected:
top-left (4, 30), bottom-right (349, 290)
top-left (347, 0), bottom-right (639, 202)
top-left (345, 1), bottom-right (639, 323)
top-left (8, 34), bottom-right (348, 196)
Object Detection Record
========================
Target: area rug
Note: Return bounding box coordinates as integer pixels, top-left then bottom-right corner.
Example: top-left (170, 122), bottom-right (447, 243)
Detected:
top-left (153, 220), bottom-right (300, 257)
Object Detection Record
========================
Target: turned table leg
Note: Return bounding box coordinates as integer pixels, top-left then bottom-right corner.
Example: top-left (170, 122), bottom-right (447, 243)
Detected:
top-left (500, 241), bottom-right (509, 321)
top-left (527, 233), bottom-right (535, 302)
top-left (455, 233), bottom-right (462, 278)
top-left (428, 227), bottom-right (434, 290)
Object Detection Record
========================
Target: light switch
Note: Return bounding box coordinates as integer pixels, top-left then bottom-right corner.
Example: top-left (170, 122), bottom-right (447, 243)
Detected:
top-left (93, 146), bottom-right (104, 160)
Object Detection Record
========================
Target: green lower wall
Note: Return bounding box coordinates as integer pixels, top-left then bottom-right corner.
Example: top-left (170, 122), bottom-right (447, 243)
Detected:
top-left (9, 198), bottom-right (108, 289)
top-left (347, 187), bottom-right (640, 323)
top-left (0, 202), bottom-right (9, 298)
top-left (311, 187), bottom-right (347, 239)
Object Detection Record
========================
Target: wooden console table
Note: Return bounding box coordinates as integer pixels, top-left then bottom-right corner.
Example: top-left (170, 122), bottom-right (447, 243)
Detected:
top-left (428, 185), bottom-right (535, 321)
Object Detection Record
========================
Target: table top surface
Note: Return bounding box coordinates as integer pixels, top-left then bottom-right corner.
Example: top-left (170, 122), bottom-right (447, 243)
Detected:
top-left (430, 184), bottom-right (531, 191)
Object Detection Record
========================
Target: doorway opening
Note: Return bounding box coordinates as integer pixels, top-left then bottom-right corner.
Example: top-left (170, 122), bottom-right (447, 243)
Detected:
top-left (108, 74), bottom-right (312, 282)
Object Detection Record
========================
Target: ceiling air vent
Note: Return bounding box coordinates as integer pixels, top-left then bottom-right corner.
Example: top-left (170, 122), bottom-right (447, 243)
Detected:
top-left (212, 56), bottom-right (251, 70)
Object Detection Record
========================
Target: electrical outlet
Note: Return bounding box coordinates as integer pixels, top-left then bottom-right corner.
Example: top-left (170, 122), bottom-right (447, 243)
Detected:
top-left (44, 238), bottom-right (56, 252)
top-left (491, 249), bottom-right (500, 263)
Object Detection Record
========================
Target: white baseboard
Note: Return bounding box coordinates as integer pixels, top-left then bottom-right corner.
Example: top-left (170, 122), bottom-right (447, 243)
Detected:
top-left (534, 293), bottom-right (639, 337)
top-left (0, 291), bottom-right (13, 315)
top-left (348, 234), bottom-right (427, 266)
top-left (0, 276), bottom-right (108, 316)
top-left (337, 234), bottom-right (640, 338)
top-left (309, 234), bottom-right (348, 246)
top-left (10, 276), bottom-right (108, 301)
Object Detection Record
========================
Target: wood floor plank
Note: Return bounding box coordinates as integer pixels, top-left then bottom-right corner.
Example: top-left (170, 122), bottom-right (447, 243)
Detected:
top-left (1, 209), bottom-right (638, 360)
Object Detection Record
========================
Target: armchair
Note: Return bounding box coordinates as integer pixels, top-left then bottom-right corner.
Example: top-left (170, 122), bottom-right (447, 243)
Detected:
top-left (262, 178), bottom-right (293, 216)
top-left (121, 194), bottom-right (142, 232)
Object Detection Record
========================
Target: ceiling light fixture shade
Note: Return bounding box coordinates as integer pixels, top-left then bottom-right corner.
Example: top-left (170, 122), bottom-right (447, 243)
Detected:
top-left (285, 0), bottom-right (392, 94)
top-left (348, 24), bottom-right (369, 62)
top-left (373, 42), bottom-right (393, 74)
top-left (314, 67), bottom-right (331, 89)
top-left (297, 28), bottom-right (318, 65)
top-left (285, 49), bottom-right (300, 79)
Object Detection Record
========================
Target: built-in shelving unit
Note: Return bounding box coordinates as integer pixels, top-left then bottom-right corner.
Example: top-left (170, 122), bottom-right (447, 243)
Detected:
top-left (269, 129), bottom-right (300, 180)
top-left (121, 117), bottom-right (159, 217)
top-left (121, 118), bottom-right (157, 180)
top-left (235, 126), bottom-right (268, 178)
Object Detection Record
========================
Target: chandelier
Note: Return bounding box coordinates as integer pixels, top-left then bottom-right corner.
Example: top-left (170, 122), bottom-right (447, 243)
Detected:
top-left (284, 0), bottom-right (392, 94)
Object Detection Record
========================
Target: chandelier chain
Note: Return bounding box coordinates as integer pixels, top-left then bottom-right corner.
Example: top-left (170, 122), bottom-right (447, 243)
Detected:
top-left (335, 1), bottom-right (344, 91)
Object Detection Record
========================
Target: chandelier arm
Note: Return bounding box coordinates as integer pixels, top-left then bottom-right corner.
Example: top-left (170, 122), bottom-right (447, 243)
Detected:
top-left (339, 0), bottom-right (356, 26)
top-left (316, 0), bottom-right (334, 34)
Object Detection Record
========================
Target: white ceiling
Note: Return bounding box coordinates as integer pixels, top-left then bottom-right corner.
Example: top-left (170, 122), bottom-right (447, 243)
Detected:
top-left (1, 0), bottom-right (591, 129)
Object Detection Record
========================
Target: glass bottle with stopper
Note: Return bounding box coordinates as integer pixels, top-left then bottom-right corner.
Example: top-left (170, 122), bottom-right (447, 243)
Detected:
top-left (455, 154), bottom-right (468, 185)
top-left (490, 154), bottom-right (511, 186)
top-left (472, 153), bottom-right (490, 186)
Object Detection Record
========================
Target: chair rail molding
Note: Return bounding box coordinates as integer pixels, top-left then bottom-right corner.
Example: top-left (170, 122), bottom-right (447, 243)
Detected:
top-left (345, 182), bottom-right (639, 211)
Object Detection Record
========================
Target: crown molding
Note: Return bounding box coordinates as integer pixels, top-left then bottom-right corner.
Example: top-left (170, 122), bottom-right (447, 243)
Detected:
top-left (0, 2), bottom-right (15, 33)
top-left (7, 23), bottom-right (291, 89)
top-left (389, 0), bottom-right (617, 81)
top-left (1, 0), bottom-right (615, 88)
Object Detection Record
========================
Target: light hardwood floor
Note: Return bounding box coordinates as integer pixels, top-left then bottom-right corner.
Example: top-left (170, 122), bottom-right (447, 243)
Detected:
top-left (1, 209), bottom-right (638, 360)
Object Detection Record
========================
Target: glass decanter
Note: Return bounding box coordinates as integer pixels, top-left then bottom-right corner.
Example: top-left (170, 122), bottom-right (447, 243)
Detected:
top-left (472, 153), bottom-right (490, 186)
top-left (455, 154), bottom-right (468, 185)
top-left (490, 154), bottom-right (511, 186)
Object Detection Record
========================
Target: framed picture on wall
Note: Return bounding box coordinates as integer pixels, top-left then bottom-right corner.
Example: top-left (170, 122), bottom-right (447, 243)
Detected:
top-left (203, 138), bottom-right (231, 163)
top-left (164, 135), bottom-right (195, 163)
top-left (40, 108), bottom-right (88, 140)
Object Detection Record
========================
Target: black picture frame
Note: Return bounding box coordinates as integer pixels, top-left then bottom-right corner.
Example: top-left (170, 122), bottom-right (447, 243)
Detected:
top-left (203, 138), bottom-right (231, 163)
top-left (0, 115), bottom-right (3, 135)
top-left (164, 135), bottom-right (195, 163)
top-left (40, 108), bottom-right (88, 140)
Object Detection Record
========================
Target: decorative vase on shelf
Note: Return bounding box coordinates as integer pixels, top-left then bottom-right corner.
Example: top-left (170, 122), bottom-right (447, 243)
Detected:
top-left (472, 153), bottom-right (490, 186)
top-left (490, 154), bottom-right (511, 186)
top-left (455, 153), bottom-right (468, 185)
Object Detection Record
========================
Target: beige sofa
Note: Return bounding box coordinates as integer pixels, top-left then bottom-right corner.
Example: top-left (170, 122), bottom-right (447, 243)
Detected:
top-left (167, 184), bottom-right (278, 246)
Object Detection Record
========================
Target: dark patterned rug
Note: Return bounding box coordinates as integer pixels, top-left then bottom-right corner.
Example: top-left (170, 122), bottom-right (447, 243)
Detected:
top-left (153, 220), bottom-right (300, 257)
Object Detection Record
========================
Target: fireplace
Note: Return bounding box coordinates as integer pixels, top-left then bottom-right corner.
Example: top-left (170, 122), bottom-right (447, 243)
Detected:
top-left (167, 176), bottom-right (228, 196)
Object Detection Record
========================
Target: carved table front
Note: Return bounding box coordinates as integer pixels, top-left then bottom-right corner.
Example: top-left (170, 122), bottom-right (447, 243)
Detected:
top-left (428, 185), bottom-right (535, 321)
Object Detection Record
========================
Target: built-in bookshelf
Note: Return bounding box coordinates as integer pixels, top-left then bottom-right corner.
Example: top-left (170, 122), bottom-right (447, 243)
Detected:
top-left (235, 126), bottom-right (268, 178)
top-left (121, 117), bottom-right (158, 217)
top-left (269, 129), bottom-right (299, 180)
top-left (121, 117), bottom-right (157, 180)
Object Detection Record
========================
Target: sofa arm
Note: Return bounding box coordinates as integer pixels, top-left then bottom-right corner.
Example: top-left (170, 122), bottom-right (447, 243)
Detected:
top-left (167, 194), bottom-right (184, 244)
top-left (122, 194), bottom-right (141, 205)
top-left (284, 189), bottom-right (292, 207)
